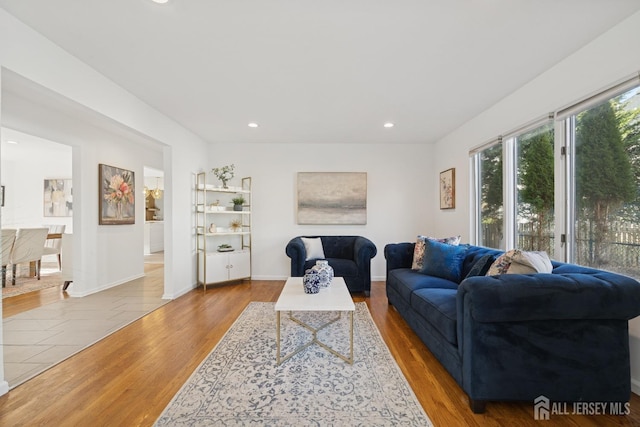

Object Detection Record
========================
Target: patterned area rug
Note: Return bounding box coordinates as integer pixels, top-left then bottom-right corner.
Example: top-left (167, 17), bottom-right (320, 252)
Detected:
top-left (155, 302), bottom-right (432, 426)
top-left (2, 263), bottom-right (63, 299)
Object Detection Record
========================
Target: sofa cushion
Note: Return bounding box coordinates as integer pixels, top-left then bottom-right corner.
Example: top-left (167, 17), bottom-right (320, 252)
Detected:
top-left (387, 268), bottom-right (458, 302)
top-left (411, 235), bottom-right (461, 270)
top-left (303, 258), bottom-right (358, 278)
top-left (301, 237), bottom-right (325, 260)
top-left (460, 246), bottom-right (504, 278)
top-left (411, 288), bottom-right (458, 345)
top-left (464, 254), bottom-right (495, 279)
top-left (419, 239), bottom-right (469, 283)
top-left (321, 236), bottom-right (356, 259)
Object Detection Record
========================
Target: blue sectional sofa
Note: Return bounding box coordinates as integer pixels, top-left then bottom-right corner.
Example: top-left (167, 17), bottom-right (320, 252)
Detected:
top-left (384, 242), bottom-right (640, 413)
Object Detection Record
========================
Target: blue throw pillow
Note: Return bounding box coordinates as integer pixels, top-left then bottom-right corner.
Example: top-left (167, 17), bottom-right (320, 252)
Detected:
top-left (464, 254), bottom-right (495, 279)
top-left (419, 239), bottom-right (469, 283)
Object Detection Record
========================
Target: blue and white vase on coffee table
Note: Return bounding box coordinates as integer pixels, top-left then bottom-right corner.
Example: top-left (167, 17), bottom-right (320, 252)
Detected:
top-left (302, 268), bottom-right (320, 294)
top-left (313, 260), bottom-right (334, 288)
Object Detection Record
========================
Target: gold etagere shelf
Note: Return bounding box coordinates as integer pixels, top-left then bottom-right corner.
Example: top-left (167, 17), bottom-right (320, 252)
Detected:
top-left (195, 173), bottom-right (251, 292)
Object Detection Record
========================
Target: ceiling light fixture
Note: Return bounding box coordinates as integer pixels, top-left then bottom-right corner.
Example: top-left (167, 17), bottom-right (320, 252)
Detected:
top-left (152, 178), bottom-right (162, 199)
top-left (152, 0), bottom-right (169, 4)
top-left (6, 140), bottom-right (19, 144)
top-left (144, 178), bottom-right (163, 199)
top-left (384, 122), bottom-right (395, 128)
top-left (248, 123), bottom-right (259, 128)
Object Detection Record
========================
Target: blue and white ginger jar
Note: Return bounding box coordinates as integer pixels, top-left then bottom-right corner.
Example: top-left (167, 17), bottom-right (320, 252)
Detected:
top-left (312, 260), bottom-right (334, 288)
top-left (303, 268), bottom-right (320, 294)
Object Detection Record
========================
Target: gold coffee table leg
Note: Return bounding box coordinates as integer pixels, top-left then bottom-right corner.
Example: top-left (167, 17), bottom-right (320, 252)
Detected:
top-left (277, 310), bottom-right (353, 365)
top-left (276, 311), bottom-right (281, 365)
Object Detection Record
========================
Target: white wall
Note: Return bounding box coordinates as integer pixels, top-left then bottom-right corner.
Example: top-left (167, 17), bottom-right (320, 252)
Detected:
top-left (431, 11), bottom-right (640, 395)
top-left (0, 7), bottom-right (209, 395)
top-left (208, 142), bottom-right (435, 281)
top-left (1, 82), bottom-right (166, 295)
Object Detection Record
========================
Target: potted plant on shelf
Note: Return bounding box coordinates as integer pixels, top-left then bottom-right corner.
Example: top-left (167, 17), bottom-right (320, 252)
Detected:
top-left (211, 164), bottom-right (234, 189)
top-left (231, 196), bottom-right (245, 211)
top-left (217, 243), bottom-right (233, 252)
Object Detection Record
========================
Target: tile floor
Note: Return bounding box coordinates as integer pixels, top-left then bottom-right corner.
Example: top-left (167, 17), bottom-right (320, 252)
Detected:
top-left (3, 254), bottom-right (166, 388)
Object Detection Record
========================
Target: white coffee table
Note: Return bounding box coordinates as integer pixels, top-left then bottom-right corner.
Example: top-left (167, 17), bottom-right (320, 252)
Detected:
top-left (275, 276), bottom-right (355, 365)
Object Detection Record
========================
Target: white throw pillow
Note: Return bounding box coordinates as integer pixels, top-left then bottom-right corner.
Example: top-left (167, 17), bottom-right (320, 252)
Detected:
top-left (301, 237), bottom-right (325, 261)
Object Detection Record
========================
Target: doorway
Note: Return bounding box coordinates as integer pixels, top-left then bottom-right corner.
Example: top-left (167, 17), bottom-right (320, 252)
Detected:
top-left (143, 166), bottom-right (164, 266)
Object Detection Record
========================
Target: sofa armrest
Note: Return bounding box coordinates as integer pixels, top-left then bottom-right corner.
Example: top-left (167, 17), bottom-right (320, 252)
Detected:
top-left (457, 272), bottom-right (640, 404)
top-left (285, 237), bottom-right (307, 276)
top-left (353, 236), bottom-right (377, 266)
top-left (458, 272), bottom-right (640, 323)
top-left (384, 242), bottom-right (415, 274)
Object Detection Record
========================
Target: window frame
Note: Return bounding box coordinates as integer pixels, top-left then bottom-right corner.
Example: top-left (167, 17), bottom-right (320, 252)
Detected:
top-left (470, 73), bottom-right (640, 267)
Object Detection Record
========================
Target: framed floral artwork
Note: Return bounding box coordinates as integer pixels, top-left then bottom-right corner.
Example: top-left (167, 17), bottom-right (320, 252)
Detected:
top-left (99, 164), bottom-right (135, 225)
top-left (440, 168), bottom-right (455, 209)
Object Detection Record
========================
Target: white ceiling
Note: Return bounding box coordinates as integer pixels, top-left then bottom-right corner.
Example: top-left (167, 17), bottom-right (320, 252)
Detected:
top-left (1, 0), bottom-right (639, 145)
top-left (1, 128), bottom-right (71, 162)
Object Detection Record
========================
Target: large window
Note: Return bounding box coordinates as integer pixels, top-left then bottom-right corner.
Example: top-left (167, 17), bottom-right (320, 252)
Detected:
top-left (471, 77), bottom-right (640, 280)
top-left (476, 143), bottom-right (503, 249)
top-left (515, 122), bottom-right (555, 257)
top-left (568, 85), bottom-right (640, 277)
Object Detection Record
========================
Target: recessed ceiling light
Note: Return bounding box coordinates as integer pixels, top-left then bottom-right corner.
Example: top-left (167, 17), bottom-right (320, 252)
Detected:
top-left (6, 140), bottom-right (18, 144)
top-left (384, 122), bottom-right (394, 128)
top-left (248, 123), bottom-right (259, 128)
top-left (152, 0), bottom-right (169, 4)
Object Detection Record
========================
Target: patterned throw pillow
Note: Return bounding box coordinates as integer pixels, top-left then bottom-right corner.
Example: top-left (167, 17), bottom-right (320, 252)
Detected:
top-left (486, 249), bottom-right (519, 275)
top-left (419, 239), bottom-right (469, 283)
top-left (411, 235), bottom-right (461, 270)
top-left (486, 249), bottom-right (552, 275)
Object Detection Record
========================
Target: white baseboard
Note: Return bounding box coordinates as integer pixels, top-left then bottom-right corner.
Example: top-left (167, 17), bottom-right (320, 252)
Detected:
top-left (632, 377), bottom-right (640, 396)
top-left (0, 380), bottom-right (8, 397)
top-left (163, 284), bottom-right (195, 300)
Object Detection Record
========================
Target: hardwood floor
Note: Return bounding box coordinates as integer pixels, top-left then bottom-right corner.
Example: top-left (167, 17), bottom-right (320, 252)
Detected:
top-left (1, 279), bottom-right (639, 426)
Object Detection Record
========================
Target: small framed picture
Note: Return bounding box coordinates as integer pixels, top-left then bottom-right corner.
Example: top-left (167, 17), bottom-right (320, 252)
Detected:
top-left (440, 168), bottom-right (455, 209)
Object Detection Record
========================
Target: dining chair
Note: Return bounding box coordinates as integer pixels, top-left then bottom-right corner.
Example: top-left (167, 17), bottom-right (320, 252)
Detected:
top-left (1, 229), bottom-right (17, 288)
top-left (10, 228), bottom-right (49, 286)
top-left (43, 224), bottom-right (66, 270)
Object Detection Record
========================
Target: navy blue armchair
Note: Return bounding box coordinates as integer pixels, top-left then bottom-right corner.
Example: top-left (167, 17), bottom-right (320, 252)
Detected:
top-left (285, 235), bottom-right (377, 296)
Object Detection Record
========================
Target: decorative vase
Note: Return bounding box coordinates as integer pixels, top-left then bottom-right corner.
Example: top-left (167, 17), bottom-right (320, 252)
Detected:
top-left (313, 260), bottom-right (334, 288)
top-left (302, 268), bottom-right (320, 294)
top-left (116, 201), bottom-right (123, 219)
top-left (209, 223), bottom-right (216, 233)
